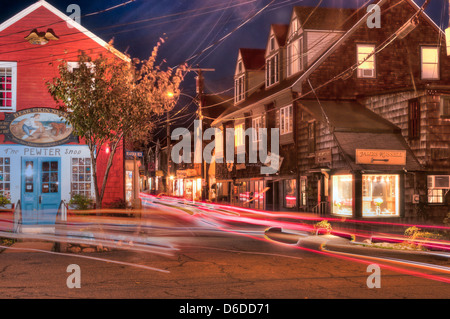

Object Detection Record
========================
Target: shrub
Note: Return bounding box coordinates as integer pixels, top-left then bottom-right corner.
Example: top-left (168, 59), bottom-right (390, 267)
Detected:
top-left (314, 220), bottom-right (332, 234)
top-left (0, 192), bottom-right (11, 206)
top-left (68, 193), bottom-right (93, 210)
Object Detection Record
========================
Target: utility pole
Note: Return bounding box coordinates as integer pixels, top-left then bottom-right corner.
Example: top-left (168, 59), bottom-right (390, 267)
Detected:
top-left (191, 67), bottom-right (214, 201)
top-left (166, 110), bottom-right (170, 195)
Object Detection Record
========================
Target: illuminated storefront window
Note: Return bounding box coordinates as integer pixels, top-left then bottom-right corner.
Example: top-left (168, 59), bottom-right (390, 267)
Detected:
top-left (362, 174), bottom-right (399, 217)
top-left (284, 179), bottom-right (296, 208)
top-left (332, 175), bottom-right (353, 216)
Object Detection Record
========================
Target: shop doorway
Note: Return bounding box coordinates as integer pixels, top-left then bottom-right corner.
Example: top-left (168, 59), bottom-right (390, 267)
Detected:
top-left (21, 157), bottom-right (61, 225)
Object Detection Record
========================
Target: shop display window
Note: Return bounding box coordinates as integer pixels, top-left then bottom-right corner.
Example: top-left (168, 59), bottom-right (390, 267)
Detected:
top-left (284, 179), bottom-right (297, 208)
top-left (362, 174), bottom-right (399, 217)
top-left (71, 157), bottom-right (92, 198)
top-left (332, 175), bottom-right (353, 216)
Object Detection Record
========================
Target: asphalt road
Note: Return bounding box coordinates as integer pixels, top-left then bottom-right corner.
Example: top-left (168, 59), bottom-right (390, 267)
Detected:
top-left (1, 232), bottom-right (449, 300)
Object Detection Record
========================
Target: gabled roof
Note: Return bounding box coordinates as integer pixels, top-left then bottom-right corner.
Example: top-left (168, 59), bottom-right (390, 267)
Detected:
top-left (239, 48), bottom-right (265, 71)
top-left (294, 6), bottom-right (358, 31)
top-left (299, 99), bottom-right (422, 171)
top-left (0, 0), bottom-right (129, 61)
top-left (271, 24), bottom-right (289, 47)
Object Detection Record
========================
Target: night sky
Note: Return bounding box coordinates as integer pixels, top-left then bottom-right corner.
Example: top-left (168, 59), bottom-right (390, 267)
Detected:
top-left (0, 1), bottom-right (446, 92)
top-left (0, 0), bottom-right (447, 132)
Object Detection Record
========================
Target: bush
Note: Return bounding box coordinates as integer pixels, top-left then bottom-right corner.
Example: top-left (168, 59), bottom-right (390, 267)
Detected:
top-left (68, 194), bottom-right (93, 210)
top-left (313, 220), bottom-right (332, 234)
top-left (0, 192), bottom-right (11, 206)
top-left (401, 226), bottom-right (442, 250)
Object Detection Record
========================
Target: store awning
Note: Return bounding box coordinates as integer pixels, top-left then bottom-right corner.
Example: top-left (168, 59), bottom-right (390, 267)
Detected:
top-left (334, 131), bottom-right (422, 171)
top-left (298, 99), bottom-right (422, 172)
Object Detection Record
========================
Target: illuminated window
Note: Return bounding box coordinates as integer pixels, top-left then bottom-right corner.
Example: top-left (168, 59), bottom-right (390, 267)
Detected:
top-left (0, 62), bottom-right (17, 112)
top-left (284, 179), bottom-right (297, 208)
top-left (287, 37), bottom-right (303, 77)
top-left (300, 177), bottom-right (307, 207)
top-left (362, 174), bottom-right (400, 217)
top-left (332, 175), bottom-right (353, 216)
top-left (357, 44), bottom-right (376, 78)
top-left (71, 157), bottom-right (92, 198)
top-left (235, 123), bottom-right (245, 147)
top-left (421, 47), bottom-right (439, 80)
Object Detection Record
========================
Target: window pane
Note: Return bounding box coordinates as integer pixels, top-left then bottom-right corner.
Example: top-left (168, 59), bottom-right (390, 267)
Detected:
top-left (422, 47), bottom-right (438, 63)
top-left (362, 174), bottom-right (400, 217)
top-left (332, 175), bottom-right (353, 216)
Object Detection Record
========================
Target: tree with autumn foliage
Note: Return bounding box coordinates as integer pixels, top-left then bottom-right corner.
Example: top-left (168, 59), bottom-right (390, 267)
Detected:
top-left (47, 41), bottom-right (186, 209)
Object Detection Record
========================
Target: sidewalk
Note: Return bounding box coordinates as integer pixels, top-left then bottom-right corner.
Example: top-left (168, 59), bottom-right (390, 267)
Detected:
top-left (2, 240), bottom-right (55, 254)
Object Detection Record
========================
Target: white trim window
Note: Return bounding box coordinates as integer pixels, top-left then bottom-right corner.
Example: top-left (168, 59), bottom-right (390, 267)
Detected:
top-left (0, 62), bottom-right (17, 112)
top-left (357, 44), bottom-right (376, 78)
top-left (287, 37), bottom-right (303, 77)
top-left (427, 175), bottom-right (450, 204)
top-left (280, 105), bottom-right (293, 135)
top-left (289, 18), bottom-right (299, 39)
top-left (421, 46), bottom-right (439, 80)
top-left (266, 54), bottom-right (279, 87)
top-left (252, 117), bottom-right (262, 142)
top-left (235, 75), bottom-right (245, 104)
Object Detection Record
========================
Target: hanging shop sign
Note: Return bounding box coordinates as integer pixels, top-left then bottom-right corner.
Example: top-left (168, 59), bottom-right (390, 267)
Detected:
top-left (315, 149), bottom-right (332, 164)
top-left (355, 149), bottom-right (406, 165)
top-left (0, 108), bottom-right (78, 147)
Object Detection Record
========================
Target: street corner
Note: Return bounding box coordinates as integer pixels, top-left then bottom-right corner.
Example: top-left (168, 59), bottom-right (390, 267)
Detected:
top-left (296, 234), bottom-right (354, 252)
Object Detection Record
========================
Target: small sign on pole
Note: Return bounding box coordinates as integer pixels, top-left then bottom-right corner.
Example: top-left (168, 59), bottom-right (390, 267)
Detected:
top-left (126, 151), bottom-right (143, 157)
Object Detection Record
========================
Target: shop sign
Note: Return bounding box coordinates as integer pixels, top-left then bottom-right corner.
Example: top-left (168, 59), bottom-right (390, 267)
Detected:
top-left (0, 108), bottom-right (78, 147)
top-left (177, 170), bottom-right (187, 178)
top-left (126, 151), bottom-right (143, 157)
top-left (236, 163), bottom-right (246, 170)
top-left (186, 168), bottom-right (200, 177)
top-left (355, 149), bottom-right (406, 165)
top-left (155, 170), bottom-right (164, 177)
top-left (315, 149), bottom-right (332, 164)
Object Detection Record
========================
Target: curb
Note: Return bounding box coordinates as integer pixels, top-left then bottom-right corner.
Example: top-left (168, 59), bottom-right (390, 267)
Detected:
top-left (298, 235), bottom-right (450, 262)
top-left (265, 228), bottom-right (450, 262)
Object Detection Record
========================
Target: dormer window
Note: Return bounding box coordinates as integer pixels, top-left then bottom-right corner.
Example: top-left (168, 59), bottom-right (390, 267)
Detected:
top-left (266, 54), bottom-right (279, 87)
top-left (235, 75), bottom-right (245, 104)
top-left (269, 36), bottom-right (275, 52)
top-left (287, 37), bottom-right (303, 77)
top-left (357, 44), bottom-right (376, 78)
top-left (290, 18), bottom-right (299, 38)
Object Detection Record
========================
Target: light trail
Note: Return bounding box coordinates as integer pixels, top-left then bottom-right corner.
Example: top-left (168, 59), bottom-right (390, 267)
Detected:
top-left (143, 195), bottom-right (450, 285)
top-left (0, 244), bottom-right (170, 273)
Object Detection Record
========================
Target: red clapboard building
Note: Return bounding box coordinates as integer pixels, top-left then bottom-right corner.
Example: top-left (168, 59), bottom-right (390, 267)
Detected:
top-left (0, 1), bottom-right (128, 232)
